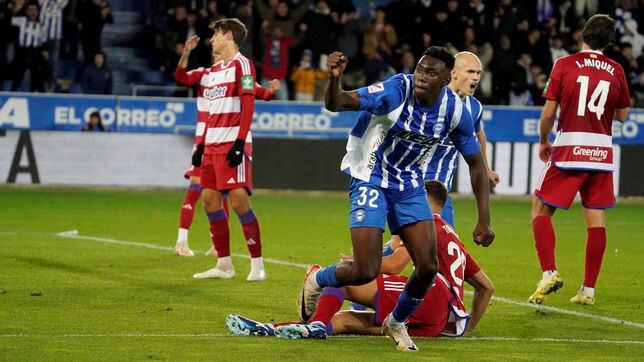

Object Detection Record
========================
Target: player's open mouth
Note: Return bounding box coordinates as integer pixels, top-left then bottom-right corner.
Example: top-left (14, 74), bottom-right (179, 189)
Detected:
top-left (470, 83), bottom-right (477, 91)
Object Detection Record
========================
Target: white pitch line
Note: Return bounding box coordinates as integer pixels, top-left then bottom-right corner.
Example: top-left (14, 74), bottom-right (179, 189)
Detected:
top-left (1, 333), bottom-right (643, 345)
top-left (55, 230), bottom-right (644, 331)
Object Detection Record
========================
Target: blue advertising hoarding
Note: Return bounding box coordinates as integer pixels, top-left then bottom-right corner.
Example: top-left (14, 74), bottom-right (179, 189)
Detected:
top-left (1, 92), bottom-right (643, 144)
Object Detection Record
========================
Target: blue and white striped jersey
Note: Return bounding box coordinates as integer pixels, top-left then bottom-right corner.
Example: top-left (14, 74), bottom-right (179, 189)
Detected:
top-left (11, 17), bottom-right (43, 48)
top-left (39, 0), bottom-right (68, 41)
top-left (341, 74), bottom-right (481, 191)
top-left (421, 95), bottom-right (483, 192)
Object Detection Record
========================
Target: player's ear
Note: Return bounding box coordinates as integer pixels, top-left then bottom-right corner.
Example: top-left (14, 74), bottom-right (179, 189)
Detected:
top-left (443, 74), bottom-right (451, 86)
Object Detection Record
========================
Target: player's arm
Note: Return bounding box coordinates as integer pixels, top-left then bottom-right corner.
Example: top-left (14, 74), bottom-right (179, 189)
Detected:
top-left (330, 310), bottom-right (381, 336)
top-left (475, 129), bottom-right (500, 186)
top-left (538, 100), bottom-right (558, 162)
top-left (465, 269), bottom-right (493, 331)
top-left (380, 237), bottom-right (411, 275)
top-left (452, 109), bottom-right (494, 247)
top-left (254, 79), bottom-right (280, 101)
top-left (614, 108), bottom-right (629, 122)
top-left (613, 67), bottom-right (632, 123)
top-left (174, 35), bottom-right (202, 86)
top-left (324, 51), bottom-right (360, 111)
top-left (227, 61), bottom-right (256, 167)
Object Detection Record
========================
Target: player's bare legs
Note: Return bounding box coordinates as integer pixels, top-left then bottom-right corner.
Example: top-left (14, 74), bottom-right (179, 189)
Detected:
top-left (529, 197), bottom-right (563, 303)
top-left (228, 187), bottom-right (265, 281)
top-left (175, 175), bottom-right (202, 257)
top-left (571, 208), bottom-right (606, 305)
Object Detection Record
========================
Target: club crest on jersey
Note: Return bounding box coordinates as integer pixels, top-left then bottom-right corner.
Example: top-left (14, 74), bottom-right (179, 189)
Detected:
top-left (203, 86), bottom-right (227, 99)
top-left (367, 83), bottom-right (384, 93)
top-left (355, 209), bottom-right (365, 222)
top-left (433, 122), bottom-right (445, 134)
top-left (241, 76), bottom-right (254, 90)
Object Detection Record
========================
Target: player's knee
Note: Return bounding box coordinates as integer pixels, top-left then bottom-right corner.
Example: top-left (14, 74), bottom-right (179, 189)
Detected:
top-left (351, 264), bottom-right (379, 285)
top-left (416, 258), bottom-right (438, 281)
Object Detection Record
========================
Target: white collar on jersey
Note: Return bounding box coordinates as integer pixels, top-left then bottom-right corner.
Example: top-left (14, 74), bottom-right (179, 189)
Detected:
top-left (579, 49), bottom-right (603, 55)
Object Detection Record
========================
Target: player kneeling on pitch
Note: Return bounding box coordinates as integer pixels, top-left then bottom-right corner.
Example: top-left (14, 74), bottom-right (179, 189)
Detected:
top-left (225, 181), bottom-right (494, 340)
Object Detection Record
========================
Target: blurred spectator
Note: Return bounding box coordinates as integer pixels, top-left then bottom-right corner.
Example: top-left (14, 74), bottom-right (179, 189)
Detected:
top-left (335, 8), bottom-right (360, 64)
top-left (261, 24), bottom-right (294, 100)
top-left (290, 49), bottom-right (326, 101)
top-left (575, 0), bottom-right (598, 20)
top-left (510, 53), bottom-right (534, 106)
top-left (231, 0), bottom-right (254, 58)
top-left (550, 36), bottom-right (569, 63)
top-left (160, 5), bottom-right (188, 62)
top-left (615, 1), bottom-right (643, 58)
top-left (299, 0), bottom-right (339, 62)
top-left (256, 0), bottom-right (309, 38)
top-left (39, 0), bottom-right (69, 91)
top-left (490, 34), bottom-right (515, 105)
top-left (394, 48), bottom-right (415, 74)
top-left (82, 111), bottom-right (105, 131)
top-left (60, 0), bottom-right (79, 60)
top-left (362, 6), bottom-right (396, 84)
top-left (79, 0), bottom-right (112, 64)
top-left (0, 0), bottom-right (13, 87)
top-left (10, 2), bottom-right (46, 92)
top-left (80, 50), bottom-right (112, 94)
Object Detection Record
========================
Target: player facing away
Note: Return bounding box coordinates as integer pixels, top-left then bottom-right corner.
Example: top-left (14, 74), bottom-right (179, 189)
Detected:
top-left (174, 18), bottom-right (266, 281)
top-left (528, 14), bottom-right (631, 305)
top-left (298, 47), bottom-right (494, 352)
top-left (421, 51), bottom-right (500, 227)
top-left (225, 181), bottom-right (494, 339)
top-left (174, 44), bottom-right (280, 257)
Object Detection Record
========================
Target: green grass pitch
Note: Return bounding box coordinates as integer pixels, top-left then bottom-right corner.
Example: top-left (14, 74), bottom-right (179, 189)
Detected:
top-left (0, 185), bottom-right (643, 360)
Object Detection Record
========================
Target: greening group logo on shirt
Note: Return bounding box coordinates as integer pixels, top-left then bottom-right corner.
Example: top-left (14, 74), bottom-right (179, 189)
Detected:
top-left (241, 76), bottom-right (254, 90)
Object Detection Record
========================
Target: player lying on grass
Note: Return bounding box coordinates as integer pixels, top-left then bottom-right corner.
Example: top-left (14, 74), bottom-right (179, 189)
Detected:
top-left (225, 181), bottom-right (494, 339)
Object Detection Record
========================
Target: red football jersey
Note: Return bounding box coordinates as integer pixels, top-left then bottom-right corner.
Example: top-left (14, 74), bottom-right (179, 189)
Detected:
top-left (175, 52), bottom-right (256, 155)
top-left (434, 214), bottom-right (480, 302)
top-left (543, 50), bottom-right (630, 171)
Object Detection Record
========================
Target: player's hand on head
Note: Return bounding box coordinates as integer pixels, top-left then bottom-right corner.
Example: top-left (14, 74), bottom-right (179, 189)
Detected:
top-left (488, 169), bottom-right (500, 187)
top-left (473, 223), bottom-right (495, 247)
top-left (538, 142), bottom-right (552, 162)
top-left (327, 51), bottom-right (347, 78)
top-left (226, 139), bottom-right (245, 167)
top-left (184, 35), bottom-right (200, 52)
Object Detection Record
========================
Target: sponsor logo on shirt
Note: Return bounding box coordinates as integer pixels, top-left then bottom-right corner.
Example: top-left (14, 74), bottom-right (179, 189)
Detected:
top-left (241, 76), bottom-right (254, 90)
top-left (203, 86), bottom-right (228, 99)
top-left (394, 130), bottom-right (439, 148)
top-left (367, 83), bottom-right (384, 93)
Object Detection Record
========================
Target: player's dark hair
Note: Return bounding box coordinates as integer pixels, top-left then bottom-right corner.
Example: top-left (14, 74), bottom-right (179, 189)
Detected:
top-left (209, 18), bottom-right (248, 48)
top-left (425, 180), bottom-right (448, 208)
top-left (422, 46), bottom-right (455, 70)
top-left (582, 14), bottom-right (616, 50)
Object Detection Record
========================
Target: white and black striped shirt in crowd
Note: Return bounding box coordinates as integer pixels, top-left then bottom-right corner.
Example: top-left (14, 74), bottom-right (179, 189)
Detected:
top-left (39, 0), bottom-right (69, 41)
top-left (11, 17), bottom-right (44, 48)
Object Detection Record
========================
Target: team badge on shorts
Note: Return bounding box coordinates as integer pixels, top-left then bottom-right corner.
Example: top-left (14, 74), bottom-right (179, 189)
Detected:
top-left (355, 209), bottom-right (365, 222)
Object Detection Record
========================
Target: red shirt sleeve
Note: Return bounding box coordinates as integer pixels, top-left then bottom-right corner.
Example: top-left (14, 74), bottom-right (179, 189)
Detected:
top-left (175, 67), bottom-right (205, 87)
top-left (254, 82), bottom-right (274, 101)
top-left (543, 58), bottom-right (563, 102)
top-left (464, 252), bottom-right (481, 279)
top-left (236, 58), bottom-right (256, 141)
top-left (616, 66), bottom-right (632, 109)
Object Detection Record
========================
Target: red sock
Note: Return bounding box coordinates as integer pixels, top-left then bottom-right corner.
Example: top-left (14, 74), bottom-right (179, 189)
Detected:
top-left (179, 183), bottom-right (201, 229)
top-left (222, 193), bottom-right (230, 220)
top-left (532, 215), bottom-right (557, 271)
top-left (584, 227), bottom-right (606, 288)
top-left (238, 210), bottom-right (262, 258)
top-left (207, 209), bottom-right (229, 257)
top-left (311, 288), bottom-right (345, 329)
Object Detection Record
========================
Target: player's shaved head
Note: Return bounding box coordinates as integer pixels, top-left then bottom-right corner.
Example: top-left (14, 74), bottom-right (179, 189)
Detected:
top-left (450, 51), bottom-right (482, 98)
top-left (454, 51), bottom-right (481, 70)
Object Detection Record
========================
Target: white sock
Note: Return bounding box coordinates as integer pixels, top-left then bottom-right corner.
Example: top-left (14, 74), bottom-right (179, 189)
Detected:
top-left (387, 314), bottom-right (405, 328)
top-left (250, 257), bottom-right (264, 270)
top-left (216, 256), bottom-right (233, 271)
top-left (177, 228), bottom-right (189, 244)
top-left (309, 269), bottom-right (320, 289)
top-left (582, 286), bottom-right (595, 296)
top-left (542, 270), bottom-right (557, 279)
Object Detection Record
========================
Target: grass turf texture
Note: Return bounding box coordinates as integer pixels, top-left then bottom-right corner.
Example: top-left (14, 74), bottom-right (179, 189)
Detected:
top-left (0, 185), bottom-right (642, 360)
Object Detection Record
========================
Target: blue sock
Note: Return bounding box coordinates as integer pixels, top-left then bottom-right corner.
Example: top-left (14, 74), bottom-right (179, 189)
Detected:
top-left (315, 264), bottom-right (340, 288)
top-left (391, 289), bottom-right (423, 323)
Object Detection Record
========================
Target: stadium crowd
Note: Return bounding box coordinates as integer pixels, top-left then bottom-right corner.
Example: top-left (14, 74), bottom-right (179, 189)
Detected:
top-left (1, 0), bottom-right (642, 106)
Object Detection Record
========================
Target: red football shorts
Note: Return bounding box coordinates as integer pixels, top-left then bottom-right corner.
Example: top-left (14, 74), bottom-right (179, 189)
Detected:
top-left (534, 161), bottom-right (614, 209)
top-left (200, 153), bottom-right (253, 193)
top-left (374, 274), bottom-right (450, 337)
top-left (184, 165), bottom-right (201, 179)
